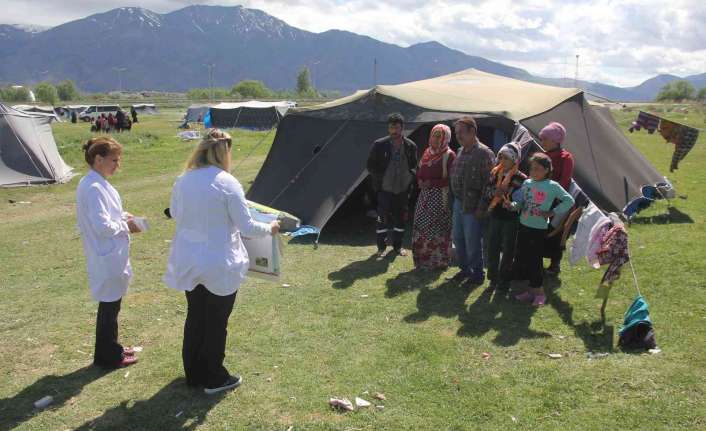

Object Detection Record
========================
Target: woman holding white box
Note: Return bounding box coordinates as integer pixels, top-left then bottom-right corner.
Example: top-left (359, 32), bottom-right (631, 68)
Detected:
top-left (76, 137), bottom-right (143, 369)
top-left (164, 129), bottom-right (279, 394)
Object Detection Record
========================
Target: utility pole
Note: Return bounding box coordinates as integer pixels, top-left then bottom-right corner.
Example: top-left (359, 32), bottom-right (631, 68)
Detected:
top-left (203, 63), bottom-right (216, 101)
top-left (574, 55), bottom-right (580, 89)
top-left (113, 67), bottom-right (127, 92)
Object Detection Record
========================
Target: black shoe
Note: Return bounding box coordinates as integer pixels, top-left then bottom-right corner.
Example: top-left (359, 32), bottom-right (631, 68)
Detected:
top-left (468, 271), bottom-right (486, 286)
top-left (545, 264), bottom-right (561, 276)
top-left (204, 375), bottom-right (242, 395)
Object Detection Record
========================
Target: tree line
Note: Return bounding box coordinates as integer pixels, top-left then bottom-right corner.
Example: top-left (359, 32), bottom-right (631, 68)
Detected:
top-left (0, 80), bottom-right (79, 104)
top-left (655, 80), bottom-right (706, 102)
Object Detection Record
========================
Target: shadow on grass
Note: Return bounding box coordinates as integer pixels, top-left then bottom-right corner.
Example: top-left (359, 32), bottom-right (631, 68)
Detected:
top-left (74, 378), bottom-right (225, 430)
top-left (403, 280), bottom-right (477, 324)
top-left (629, 206), bottom-right (693, 225)
top-left (0, 365), bottom-right (112, 430)
top-left (456, 286), bottom-right (551, 346)
top-left (385, 267), bottom-right (445, 298)
top-left (328, 253), bottom-right (396, 289)
top-left (544, 277), bottom-right (615, 352)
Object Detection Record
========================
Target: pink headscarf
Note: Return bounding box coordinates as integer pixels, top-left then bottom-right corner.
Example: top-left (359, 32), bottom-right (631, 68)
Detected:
top-left (539, 122), bottom-right (566, 145)
top-left (421, 123), bottom-right (452, 165)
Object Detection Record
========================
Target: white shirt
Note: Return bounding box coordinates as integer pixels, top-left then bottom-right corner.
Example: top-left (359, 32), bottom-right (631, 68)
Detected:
top-left (163, 166), bottom-right (271, 296)
top-left (76, 169), bottom-right (132, 302)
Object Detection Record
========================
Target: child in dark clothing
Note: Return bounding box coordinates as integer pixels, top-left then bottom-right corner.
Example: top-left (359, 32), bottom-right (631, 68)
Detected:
top-left (482, 142), bottom-right (527, 292)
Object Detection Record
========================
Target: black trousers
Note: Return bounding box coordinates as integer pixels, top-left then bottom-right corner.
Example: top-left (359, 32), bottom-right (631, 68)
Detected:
top-left (94, 299), bottom-right (124, 368)
top-left (514, 224), bottom-right (546, 288)
top-left (376, 191), bottom-right (407, 251)
top-left (183, 285), bottom-right (237, 388)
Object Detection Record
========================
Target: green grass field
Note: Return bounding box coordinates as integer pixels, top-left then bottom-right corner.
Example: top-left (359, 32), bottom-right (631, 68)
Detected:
top-left (0, 107), bottom-right (704, 430)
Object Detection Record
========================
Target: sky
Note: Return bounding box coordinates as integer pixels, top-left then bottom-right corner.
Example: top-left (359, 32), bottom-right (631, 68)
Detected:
top-left (3, 0), bottom-right (705, 87)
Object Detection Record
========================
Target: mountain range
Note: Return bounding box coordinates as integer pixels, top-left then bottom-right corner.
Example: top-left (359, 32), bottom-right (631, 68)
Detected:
top-left (0, 5), bottom-right (703, 101)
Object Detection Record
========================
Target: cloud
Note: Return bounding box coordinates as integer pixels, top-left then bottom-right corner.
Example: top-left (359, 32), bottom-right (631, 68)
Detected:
top-left (2, 0), bottom-right (704, 87)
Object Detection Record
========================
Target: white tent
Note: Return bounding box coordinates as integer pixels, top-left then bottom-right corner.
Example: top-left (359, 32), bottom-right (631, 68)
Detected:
top-left (0, 104), bottom-right (74, 187)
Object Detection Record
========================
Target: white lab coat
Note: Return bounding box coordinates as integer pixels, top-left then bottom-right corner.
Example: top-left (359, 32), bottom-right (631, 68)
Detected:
top-left (76, 170), bottom-right (132, 302)
top-left (163, 166), bottom-right (271, 296)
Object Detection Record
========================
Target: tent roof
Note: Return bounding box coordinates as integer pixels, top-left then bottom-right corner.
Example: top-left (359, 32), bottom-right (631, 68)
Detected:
top-left (298, 69), bottom-right (581, 121)
top-left (131, 103), bottom-right (156, 108)
top-left (212, 101), bottom-right (295, 110)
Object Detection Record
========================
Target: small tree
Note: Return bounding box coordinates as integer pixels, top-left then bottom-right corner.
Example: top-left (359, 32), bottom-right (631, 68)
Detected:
top-left (0, 86), bottom-right (31, 102)
top-left (231, 80), bottom-right (272, 99)
top-left (296, 67), bottom-right (312, 95)
top-left (56, 80), bottom-right (79, 101)
top-left (655, 80), bottom-right (696, 102)
top-left (34, 82), bottom-right (59, 104)
top-left (697, 87), bottom-right (706, 102)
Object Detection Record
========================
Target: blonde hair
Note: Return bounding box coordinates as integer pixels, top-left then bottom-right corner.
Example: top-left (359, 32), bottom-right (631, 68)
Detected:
top-left (83, 136), bottom-right (123, 166)
top-left (184, 129), bottom-right (232, 172)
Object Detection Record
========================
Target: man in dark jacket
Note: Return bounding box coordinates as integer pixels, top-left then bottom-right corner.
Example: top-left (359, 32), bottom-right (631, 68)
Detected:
top-left (366, 113), bottom-right (418, 257)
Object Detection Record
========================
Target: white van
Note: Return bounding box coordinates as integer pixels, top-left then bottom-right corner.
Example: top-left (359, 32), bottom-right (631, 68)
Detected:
top-left (78, 105), bottom-right (121, 120)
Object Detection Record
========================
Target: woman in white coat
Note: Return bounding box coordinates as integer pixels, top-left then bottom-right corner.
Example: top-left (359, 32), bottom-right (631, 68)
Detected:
top-left (76, 137), bottom-right (142, 369)
top-left (164, 129), bottom-right (279, 394)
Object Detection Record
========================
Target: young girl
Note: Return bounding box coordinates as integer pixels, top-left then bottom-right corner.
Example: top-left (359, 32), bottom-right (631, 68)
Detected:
top-left (507, 153), bottom-right (574, 306)
top-left (76, 137), bottom-right (143, 368)
top-left (482, 142), bottom-right (526, 292)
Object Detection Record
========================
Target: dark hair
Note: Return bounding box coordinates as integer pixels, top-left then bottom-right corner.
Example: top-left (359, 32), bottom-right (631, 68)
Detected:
top-left (529, 152), bottom-right (553, 178)
top-left (83, 136), bottom-right (123, 166)
top-left (387, 113), bottom-right (404, 126)
top-left (454, 116), bottom-right (477, 133)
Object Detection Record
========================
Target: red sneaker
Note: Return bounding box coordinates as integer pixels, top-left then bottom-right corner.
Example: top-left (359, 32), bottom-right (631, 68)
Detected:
top-left (123, 348), bottom-right (136, 357)
top-left (118, 356), bottom-right (138, 368)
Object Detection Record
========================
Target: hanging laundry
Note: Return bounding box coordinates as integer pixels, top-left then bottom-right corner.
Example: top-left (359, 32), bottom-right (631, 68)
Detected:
top-left (622, 182), bottom-right (675, 219)
top-left (628, 111), bottom-right (660, 134)
top-left (670, 126), bottom-right (699, 172)
top-left (597, 224), bottom-right (629, 285)
top-left (569, 202), bottom-right (607, 266)
top-left (586, 216), bottom-right (612, 268)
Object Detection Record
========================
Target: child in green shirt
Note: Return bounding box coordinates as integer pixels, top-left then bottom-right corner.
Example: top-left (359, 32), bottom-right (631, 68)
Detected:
top-left (507, 153), bottom-right (574, 306)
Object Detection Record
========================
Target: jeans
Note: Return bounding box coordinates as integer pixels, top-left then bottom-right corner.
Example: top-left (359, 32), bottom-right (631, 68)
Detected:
top-left (452, 199), bottom-right (485, 277)
top-left (485, 217), bottom-right (519, 284)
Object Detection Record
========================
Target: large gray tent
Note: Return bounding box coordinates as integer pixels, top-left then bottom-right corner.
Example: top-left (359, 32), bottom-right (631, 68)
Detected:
top-left (247, 69), bottom-right (666, 230)
top-left (209, 101), bottom-right (293, 130)
top-left (0, 104), bottom-right (74, 187)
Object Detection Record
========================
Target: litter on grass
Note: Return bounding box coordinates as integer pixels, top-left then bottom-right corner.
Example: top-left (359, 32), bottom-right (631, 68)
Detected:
top-left (329, 397), bottom-right (354, 412)
top-left (355, 397), bottom-right (371, 408)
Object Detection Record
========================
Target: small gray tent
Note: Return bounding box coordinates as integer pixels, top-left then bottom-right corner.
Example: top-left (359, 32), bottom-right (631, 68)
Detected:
top-left (247, 69), bottom-right (667, 230)
top-left (184, 104), bottom-right (212, 123)
top-left (131, 104), bottom-right (159, 115)
top-left (0, 104), bottom-right (74, 187)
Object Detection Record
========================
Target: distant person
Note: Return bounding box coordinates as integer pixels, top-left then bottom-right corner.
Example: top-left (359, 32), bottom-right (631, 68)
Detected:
top-left (481, 142), bottom-right (526, 292)
top-left (71, 110), bottom-right (78, 124)
top-left (539, 122), bottom-right (574, 276)
top-left (448, 116), bottom-right (495, 285)
top-left (366, 113), bottom-right (418, 257)
top-left (412, 124), bottom-right (455, 269)
top-left (100, 114), bottom-right (109, 133)
top-left (76, 137), bottom-right (144, 368)
top-left (131, 107), bottom-right (138, 124)
top-left (164, 129), bottom-right (280, 394)
top-left (115, 109), bottom-right (126, 133)
top-left (506, 153), bottom-right (574, 306)
top-left (108, 113), bottom-right (116, 132)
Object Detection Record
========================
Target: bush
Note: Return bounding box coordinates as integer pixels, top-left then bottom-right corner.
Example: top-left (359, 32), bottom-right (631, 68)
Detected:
top-left (697, 88), bottom-right (706, 102)
top-left (655, 80), bottom-right (696, 102)
top-left (231, 80), bottom-right (272, 99)
top-left (187, 87), bottom-right (230, 100)
top-left (0, 86), bottom-right (31, 102)
top-left (34, 82), bottom-right (59, 104)
top-left (56, 80), bottom-right (79, 101)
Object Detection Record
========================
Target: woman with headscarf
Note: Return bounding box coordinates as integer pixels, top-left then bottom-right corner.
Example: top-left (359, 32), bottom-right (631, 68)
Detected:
top-left (412, 124), bottom-right (456, 269)
top-left (539, 122), bottom-right (575, 276)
